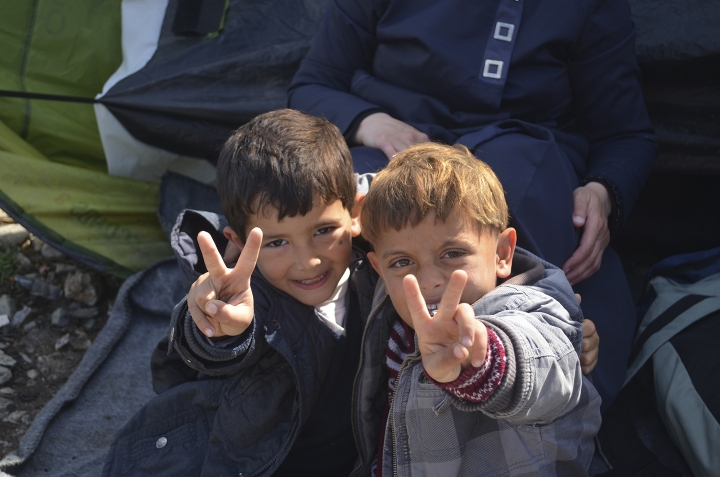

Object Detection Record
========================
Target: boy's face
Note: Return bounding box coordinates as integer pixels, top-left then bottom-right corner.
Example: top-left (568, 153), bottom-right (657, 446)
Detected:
top-left (227, 199), bottom-right (360, 307)
top-left (367, 209), bottom-right (515, 328)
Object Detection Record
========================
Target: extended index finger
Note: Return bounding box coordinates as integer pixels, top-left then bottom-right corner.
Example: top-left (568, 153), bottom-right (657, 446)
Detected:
top-left (437, 270), bottom-right (468, 318)
top-left (198, 231), bottom-right (228, 279)
top-left (402, 275), bottom-right (431, 326)
top-left (229, 227), bottom-right (262, 286)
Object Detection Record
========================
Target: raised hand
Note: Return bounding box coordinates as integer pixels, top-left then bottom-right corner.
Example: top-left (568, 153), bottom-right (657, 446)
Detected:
top-left (403, 270), bottom-right (488, 383)
top-left (187, 228), bottom-right (262, 338)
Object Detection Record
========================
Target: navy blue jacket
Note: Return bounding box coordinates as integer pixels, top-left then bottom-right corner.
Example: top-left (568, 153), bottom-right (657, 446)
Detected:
top-left (101, 210), bottom-right (378, 477)
top-left (289, 0), bottom-right (657, 233)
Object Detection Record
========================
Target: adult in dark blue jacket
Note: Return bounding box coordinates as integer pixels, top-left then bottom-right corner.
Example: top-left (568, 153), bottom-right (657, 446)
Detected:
top-left (288, 0), bottom-right (658, 409)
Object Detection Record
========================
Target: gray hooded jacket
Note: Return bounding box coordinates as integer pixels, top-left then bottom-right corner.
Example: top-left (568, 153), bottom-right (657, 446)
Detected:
top-left (350, 249), bottom-right (602, 477)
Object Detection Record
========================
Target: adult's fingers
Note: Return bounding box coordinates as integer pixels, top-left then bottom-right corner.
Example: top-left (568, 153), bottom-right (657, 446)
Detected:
top-left (571, 187), bottom-right (590, 228)
top-left (198, 231), bottom-right (228, 280)
top-left (380, 142), bottom-right (399, 161)
top-left (563, 213), bottom-right (606, 284)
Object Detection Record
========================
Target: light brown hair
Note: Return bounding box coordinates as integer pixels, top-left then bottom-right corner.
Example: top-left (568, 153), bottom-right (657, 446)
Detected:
top-left (216, 109), bottom-right (355, 238)
top-left (360, 143), bottom-right (508, 244)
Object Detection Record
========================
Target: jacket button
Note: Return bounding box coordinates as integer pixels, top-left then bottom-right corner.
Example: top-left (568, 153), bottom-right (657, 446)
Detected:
top-left (156, 437), bottom-right (167, 448)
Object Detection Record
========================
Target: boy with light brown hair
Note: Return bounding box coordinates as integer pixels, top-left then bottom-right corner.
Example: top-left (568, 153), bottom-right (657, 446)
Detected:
top-left (357, 142), bottom-right (601, 476)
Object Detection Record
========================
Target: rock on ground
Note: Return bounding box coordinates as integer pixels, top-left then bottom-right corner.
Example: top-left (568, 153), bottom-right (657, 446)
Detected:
top-left (0, 224), bottom-right (29, 249)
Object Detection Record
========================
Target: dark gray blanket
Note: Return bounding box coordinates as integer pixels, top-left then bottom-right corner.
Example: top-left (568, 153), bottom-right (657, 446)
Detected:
top-left (0, 258), bottom-right (185, 477)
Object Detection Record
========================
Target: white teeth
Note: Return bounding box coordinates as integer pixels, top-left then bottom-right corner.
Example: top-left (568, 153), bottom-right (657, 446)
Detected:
top-left (427, 303), bottom-right (439, 316)
top-left (298, 272), bottom-right (326, 285)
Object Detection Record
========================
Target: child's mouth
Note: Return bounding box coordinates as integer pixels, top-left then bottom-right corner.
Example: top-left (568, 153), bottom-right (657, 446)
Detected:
top-left (426, 302), bottom-right (439, 317)
top-left (293, 271), bottom-right (330, 289)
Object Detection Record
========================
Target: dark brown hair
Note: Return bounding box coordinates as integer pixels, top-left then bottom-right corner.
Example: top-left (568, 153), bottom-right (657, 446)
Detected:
top-left (216, 109), bottom-right (355, 239)
top-left (361, 143), bottom-right (508, 244)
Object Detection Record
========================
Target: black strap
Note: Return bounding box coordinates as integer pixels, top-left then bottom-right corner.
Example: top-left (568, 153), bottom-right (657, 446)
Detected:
top-left (0, 89), bottom-right (97, 104)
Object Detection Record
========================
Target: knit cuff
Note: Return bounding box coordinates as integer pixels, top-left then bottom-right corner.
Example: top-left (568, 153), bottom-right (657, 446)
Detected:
top-left (425, 328), bottom-right (507, 403)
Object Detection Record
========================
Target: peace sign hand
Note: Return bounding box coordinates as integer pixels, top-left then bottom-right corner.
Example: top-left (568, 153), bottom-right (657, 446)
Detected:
top-left (187, 228), bottom-right (262, 338)
top-left (402, 270), bottom-right (488, 383)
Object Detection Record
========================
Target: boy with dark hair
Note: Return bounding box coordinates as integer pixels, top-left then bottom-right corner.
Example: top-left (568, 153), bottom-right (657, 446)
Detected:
top-left (103, 109), bottom-right (373, 477)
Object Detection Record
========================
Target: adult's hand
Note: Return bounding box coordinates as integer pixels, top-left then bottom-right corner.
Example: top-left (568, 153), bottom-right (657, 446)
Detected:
top-left (562, 182), bottom-right (611, 285)
top-left (580, 319), bottom-right (599, 375)
top-left (352, 112), bottom-right (429, 160)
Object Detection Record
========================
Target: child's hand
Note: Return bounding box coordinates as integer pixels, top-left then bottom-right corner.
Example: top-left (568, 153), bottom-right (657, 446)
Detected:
top-left (403, 270), bottom-right (488, 383)
top-left (580, 318), bottom-right (599, 375)
top-left (187, 229), bottom-right (262, 338)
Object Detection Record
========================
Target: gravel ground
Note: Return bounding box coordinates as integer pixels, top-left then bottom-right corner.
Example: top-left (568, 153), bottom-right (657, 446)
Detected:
top-left (0, 210), bottom-right (121, 458)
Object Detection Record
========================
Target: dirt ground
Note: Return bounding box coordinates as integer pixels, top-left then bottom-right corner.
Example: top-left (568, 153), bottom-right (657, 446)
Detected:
top-left (0, 214), bottom-right (121, 458)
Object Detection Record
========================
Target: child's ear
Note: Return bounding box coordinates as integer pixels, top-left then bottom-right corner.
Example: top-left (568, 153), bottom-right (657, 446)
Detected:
top-left (222, 226), bottom-right (246, 249)
top-left (351, 192), bottom-right (365, 238)
top-left (496, 227), bottom-right (516, 279)
top-left (366, 251), bottom-right (383, 278)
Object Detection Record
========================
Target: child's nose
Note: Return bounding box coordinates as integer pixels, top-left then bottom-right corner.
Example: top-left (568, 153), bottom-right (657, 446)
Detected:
top-left (295, 248), bottom-right (322, 269)
top-left (416, 268), bottom-right (445, 292)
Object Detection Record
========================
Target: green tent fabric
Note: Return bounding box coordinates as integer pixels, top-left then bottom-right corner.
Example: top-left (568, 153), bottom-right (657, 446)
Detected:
top-left (0, 0), bottom-right (172, 276)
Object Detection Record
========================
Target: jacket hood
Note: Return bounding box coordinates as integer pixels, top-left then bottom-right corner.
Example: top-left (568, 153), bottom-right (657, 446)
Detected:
top-left (499, 247), bottom-right (583, 322)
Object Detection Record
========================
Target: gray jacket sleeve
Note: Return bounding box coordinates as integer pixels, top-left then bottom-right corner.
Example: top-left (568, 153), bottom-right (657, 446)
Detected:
top-left (450, 286), bottom-right (584, 425)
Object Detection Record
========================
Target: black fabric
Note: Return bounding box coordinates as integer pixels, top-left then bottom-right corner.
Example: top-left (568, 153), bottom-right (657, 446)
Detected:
top-left (172, 0), bottom-right (227, 36)
top-left (670, 309), bottom-right (720, 424)
top-left (102, 0), bottom-right (328, 161)
top-left (273, 292), bottom-right (363, 477)
top-left (157, 171), bottom-right (223, 239)
top-left (150, 336), bottom-right (200, 394)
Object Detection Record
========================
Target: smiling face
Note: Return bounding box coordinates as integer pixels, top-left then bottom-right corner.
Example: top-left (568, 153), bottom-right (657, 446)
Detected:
top-left (367, 209), bottom-right (516, 328)
top-left (226, 199), bottom-right (360, 306)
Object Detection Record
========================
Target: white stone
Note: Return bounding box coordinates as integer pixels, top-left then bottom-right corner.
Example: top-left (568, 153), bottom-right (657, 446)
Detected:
top-left (11, 306), bottom-right (31, 328)
top-left (64, 271), bottom-right (98, 306)
top-left (40, 243), bottom-right (65, 260)
top-left (0, 315), bottom-right (8, 328)
top-left (30, 235), bottom-right (44, 251)
top-left (0, 396), bottom-right (12, 410)
top-left (0, 224), bottom-right (29, 248)
top-left (26, 369), bottom-right (38, 380)
top-left (3, 410), bottom-right (28, 424)
top-left (55, 333), bottom-right (71, 351)
top-left (0, 351), bottom-right (16, 368)
top-left (15, 252), bottom-right (33, 272)
top-left (0, 366), bottom-right (11, 386)
top-left (0, 387), bottom-right (14, 396)
top-left (51, 308), bottom-right (69, 327)
top-left (54, 263), bottom-right (77, 273)
top-left (0, 295), bottom-right (16, 318)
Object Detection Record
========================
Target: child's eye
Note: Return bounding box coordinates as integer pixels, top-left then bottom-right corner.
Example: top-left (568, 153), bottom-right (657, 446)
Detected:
top-left (443, 250), bottom-right (465, 259)
top-left (266, 239), bottom-right (288, 248)
top-left (315, 226), bottom-right (333, 236)
top-left (390, 259), bottom-right (413, 268)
